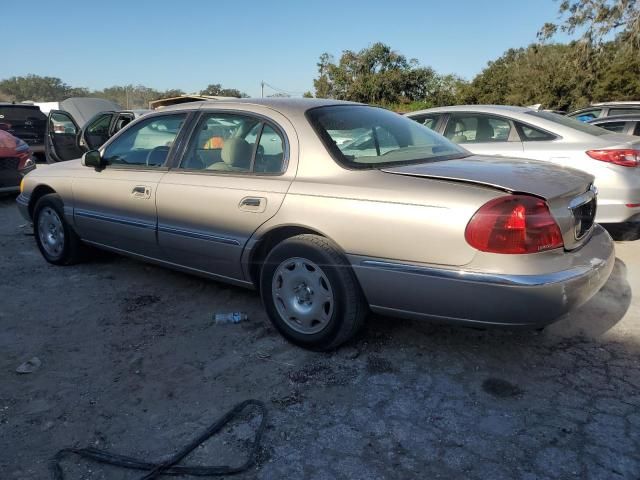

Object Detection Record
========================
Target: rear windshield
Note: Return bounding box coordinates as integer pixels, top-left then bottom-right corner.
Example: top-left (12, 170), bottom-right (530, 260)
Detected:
top-left (526, 111), bottom-right (610, 136)
top-left (307, 105), bottom-right (468, 168)
top-left (0, 106), bottom-right (46, 126)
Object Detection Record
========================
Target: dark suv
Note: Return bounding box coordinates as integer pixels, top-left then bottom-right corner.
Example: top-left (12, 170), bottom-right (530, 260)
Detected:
top-left (0, 104), bottom-right (47, 161)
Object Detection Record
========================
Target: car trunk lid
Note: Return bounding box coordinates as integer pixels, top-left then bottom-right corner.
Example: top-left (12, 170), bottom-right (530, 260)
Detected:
top-left (382, 155), bottom-right (596, 250)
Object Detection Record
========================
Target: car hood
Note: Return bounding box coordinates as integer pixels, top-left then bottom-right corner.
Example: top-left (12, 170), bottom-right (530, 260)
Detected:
top-left (381, 155), bottom-right (594, 200)
top-left (60, 97), bottom-right (123, 128)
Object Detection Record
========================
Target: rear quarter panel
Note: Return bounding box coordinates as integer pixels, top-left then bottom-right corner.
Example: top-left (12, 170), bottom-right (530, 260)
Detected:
top-left (260, 168), bottom-right (501, 267)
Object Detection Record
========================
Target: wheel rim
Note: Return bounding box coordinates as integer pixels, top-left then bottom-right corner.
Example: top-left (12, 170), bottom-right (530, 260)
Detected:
top-left (37, 207), bottom-right (65, 258)
top-left (271, 257), bottom-right (334, 335)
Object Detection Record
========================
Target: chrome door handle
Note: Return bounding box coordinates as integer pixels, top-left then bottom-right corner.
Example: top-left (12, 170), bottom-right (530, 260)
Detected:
top-left (240, 198), bottom-right (262, 207)
top-left (131, 186), bottom-right (151, 198)
top-left (239, 196), bottom-right (266, 212)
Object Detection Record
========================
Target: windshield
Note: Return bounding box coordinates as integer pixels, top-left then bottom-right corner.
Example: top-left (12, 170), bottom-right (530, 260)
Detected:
top-left (526, 110), bottom-right (610, 136)
top-left (307, 105), bottom-right (468, 168)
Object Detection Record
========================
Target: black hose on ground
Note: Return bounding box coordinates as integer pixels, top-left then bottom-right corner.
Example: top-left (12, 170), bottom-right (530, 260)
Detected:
top-left (50, 399), bottom-right (267, 479)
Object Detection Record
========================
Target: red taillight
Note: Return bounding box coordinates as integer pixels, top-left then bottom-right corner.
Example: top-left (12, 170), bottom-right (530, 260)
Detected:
top-left (586, 149), bottom-right (640, 167)
top-left (465, 195), bottom-right (564, 254)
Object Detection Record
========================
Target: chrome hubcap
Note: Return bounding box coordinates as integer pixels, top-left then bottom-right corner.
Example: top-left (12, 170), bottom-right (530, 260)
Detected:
top-left (37, 207), bottom-right (64, 258)
top-left (272, 257), bottom-right (334, 334)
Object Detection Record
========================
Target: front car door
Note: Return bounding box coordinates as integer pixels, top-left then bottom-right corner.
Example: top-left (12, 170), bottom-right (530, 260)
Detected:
top-left (72, 112), bottom-right (190, 256)
top-left (442, 113), bottom-right (524, 157)
top-left (46, 110), bottom-right (85, 162)
top-left (156, 108), bottom-right (297, 283)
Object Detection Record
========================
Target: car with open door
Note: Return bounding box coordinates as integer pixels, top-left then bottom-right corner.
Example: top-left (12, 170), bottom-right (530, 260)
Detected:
top-left (45, 97), bottom-right (148, 163)
top-left (18, 99), bottom-right (614, 350)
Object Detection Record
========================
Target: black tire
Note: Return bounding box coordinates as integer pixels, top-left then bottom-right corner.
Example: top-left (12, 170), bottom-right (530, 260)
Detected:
top-left (260, 234), bottom-right (367, 350)
top-left (33, 193), bottom-right (84, 265)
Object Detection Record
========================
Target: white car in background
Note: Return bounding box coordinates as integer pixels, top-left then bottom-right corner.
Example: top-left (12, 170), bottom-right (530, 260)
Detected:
top-left (406, 105), bottom-right (640, 228)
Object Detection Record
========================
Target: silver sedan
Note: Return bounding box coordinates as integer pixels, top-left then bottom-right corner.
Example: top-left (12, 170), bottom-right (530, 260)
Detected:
top-left (406, 105), bottom-right (640, 225)
top-left (18, 99), bottom-right (614, 350)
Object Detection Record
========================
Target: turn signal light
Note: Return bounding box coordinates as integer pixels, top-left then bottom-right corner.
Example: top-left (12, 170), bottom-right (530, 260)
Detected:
top-left (586, 149), bottom-right (640, 167)
top-left (465, 195), bottom-right (564, 254)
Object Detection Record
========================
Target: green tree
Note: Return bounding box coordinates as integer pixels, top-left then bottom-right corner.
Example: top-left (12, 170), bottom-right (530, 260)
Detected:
top-left (200, 83), bottom-right (247, 98)
top-left (311, 43), bottom-right (462, 108)
top-left (0, 74), bottom-right (81, 101)
top-left (540, 0), bottom-right (640, 50)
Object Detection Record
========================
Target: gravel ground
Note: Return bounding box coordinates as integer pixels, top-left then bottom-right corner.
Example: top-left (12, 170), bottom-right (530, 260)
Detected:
top-left (1, 194), bottom-right (639, 480)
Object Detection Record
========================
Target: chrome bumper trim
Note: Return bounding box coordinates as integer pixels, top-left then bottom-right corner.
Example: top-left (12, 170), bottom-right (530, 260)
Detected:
top-left (360, 260), bottom-right (595, 287)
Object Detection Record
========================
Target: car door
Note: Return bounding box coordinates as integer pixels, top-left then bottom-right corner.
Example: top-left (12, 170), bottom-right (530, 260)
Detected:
top-left (156, 109), bottom-right (297, 282)
top-left (72, 112), bottom-right (190, 256)
top-left (80, 112), bottom-right (116, 151)
top-left (45, 110), bottom-right (85, 162)
top-left (442, 113), bottom-right (524, 157)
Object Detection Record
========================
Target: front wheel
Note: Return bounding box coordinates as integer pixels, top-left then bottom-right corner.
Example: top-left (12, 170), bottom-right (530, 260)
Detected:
top-left (33, 193), bottom-right (84, 265)
top-left (260, 234), bottom-right (367, 350)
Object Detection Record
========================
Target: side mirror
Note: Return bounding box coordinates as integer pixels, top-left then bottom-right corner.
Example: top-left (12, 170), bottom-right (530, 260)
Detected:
top-left (82, 150), bottom-right (104, 170)
top-left (0, 122), bottom-right (9, 131)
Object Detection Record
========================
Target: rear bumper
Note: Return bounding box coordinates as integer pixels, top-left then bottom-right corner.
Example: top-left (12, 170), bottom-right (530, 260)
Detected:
top-left (349, 225), bottom-right (615, 327)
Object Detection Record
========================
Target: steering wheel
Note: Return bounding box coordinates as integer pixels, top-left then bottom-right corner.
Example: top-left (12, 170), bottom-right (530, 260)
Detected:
top-left (145, 146), bottom-right (170, 166)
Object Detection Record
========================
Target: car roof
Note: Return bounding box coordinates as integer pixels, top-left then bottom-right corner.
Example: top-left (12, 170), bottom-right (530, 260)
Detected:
top-left (407, 105), bottom-right (532, 116)
top-left (157, 97), bottom-right (361, 116)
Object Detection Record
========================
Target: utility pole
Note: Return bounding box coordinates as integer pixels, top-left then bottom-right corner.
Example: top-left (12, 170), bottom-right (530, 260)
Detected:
top-left (261, 81), bottom-right (264, 98)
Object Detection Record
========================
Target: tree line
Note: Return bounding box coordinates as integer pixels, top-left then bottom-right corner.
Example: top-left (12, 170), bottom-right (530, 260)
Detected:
top-left (1, 1), bottom-right (637, 112)
top-left (0, 77), bottom-right (247, 109)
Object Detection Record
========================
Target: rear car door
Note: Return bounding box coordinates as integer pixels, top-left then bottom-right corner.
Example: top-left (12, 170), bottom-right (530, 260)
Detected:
top-left (442, 113), bottom-right (524, 156)
top-left (46, 110), bottom-right (85, 162)
top-left (72, 112), bottom-right (189, 256)
top-left (156, 109), bottom-right (296, 281)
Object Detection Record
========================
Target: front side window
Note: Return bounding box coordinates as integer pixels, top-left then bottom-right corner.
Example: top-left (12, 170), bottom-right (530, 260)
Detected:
top-left (307, 105), bottom-right (466, 169)
top-left (410, 114), bottom-right (441, 131)
top-left (568, 108), bottom-right (602, 122)
top-left (102, 113), bottom-right (186, 167)
top-left (443, 114), bottom-right (512, 144)
top-left (180, 113), bottom-right (285, 173)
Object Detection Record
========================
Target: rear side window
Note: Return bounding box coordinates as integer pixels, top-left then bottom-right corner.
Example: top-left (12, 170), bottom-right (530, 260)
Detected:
top-left (526, 111), bottom-right (610, 136)
top-left (610, 108), bottom-right (640, 116)
top-left (410, 114), bottom-right (441, 131)
top-left (443, 114), bottom-right (512, 144)
top-left (634, 123), bottom-right (640, 136)
top-left (179, 112), bottom-right (285, 174)
top-left (596, 121), bottom-right (627, 134)
top-left (515, 122), bottom-right (556, 141)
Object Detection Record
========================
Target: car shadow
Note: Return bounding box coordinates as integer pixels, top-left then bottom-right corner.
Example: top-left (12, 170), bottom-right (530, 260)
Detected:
top-left (544, 257), bottom-right (631, 338)
top-left (602, 223), bottom-right (640, 241)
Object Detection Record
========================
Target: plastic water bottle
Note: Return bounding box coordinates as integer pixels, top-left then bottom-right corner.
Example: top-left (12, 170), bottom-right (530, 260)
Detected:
top-left (214, 312), bottom-right (248, 324)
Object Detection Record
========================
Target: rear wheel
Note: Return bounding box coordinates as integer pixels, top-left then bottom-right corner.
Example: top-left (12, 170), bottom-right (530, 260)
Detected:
top-left (260, 234), bottom-right (367, 350)
top-left (33, 194), bottom-right (84, 265)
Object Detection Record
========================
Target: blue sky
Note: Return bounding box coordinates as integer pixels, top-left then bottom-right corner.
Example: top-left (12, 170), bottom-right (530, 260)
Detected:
top-left (4, 0), bottom-right (569, 97)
